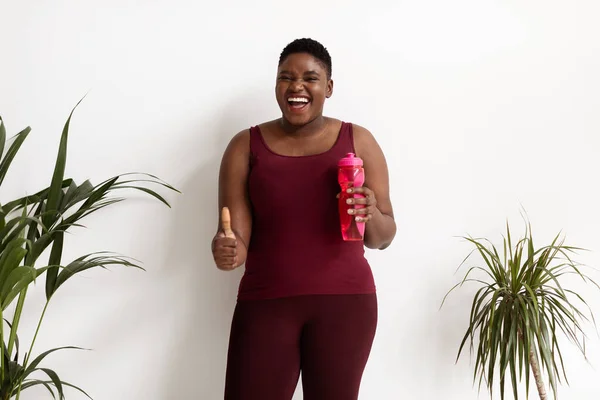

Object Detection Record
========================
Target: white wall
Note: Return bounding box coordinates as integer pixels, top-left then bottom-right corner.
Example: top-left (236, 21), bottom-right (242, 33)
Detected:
top-left (1, 0), bottom-right (599, 399)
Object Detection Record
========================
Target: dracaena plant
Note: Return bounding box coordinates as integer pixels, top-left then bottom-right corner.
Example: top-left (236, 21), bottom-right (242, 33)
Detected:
top-left (0, 100), bottom-right (178, 400)
top-left (443, 221), bottom-right (598, 400)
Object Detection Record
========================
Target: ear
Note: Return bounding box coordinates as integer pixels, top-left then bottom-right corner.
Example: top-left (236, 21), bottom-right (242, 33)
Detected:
top-left (326, 79), bottom-right (334, 98)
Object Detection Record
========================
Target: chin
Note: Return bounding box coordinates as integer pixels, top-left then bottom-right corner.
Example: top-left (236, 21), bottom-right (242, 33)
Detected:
top-left (284, 114), bottom-right (312, 126)
top-left (282, 108), bottom-right (322, 126)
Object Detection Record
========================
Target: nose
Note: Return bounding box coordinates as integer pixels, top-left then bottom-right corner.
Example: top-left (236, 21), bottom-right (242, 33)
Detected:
top-left (290, 79), bottom-right (304, 92)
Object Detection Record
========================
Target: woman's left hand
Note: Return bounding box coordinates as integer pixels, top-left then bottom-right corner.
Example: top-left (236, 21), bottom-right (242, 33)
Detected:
top-left (345, 186), bottom-right (378, 223)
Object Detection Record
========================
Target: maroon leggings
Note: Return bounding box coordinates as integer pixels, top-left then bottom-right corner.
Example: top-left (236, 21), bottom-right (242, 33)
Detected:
top-left (224, 294), bottom-right (377, 400)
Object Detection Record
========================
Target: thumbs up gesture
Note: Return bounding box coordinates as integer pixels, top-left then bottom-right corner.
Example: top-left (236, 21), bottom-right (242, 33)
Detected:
top-left (212, 207), bottom-right (238, 270)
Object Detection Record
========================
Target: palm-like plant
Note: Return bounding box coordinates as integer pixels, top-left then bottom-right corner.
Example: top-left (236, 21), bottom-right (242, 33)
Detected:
top-left (0, 100), bottom-right (178, 399)
top-left (443, 221), bottom-right (598, 400)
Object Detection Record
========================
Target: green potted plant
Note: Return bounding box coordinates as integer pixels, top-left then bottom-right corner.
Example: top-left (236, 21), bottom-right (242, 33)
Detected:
top-left (443, 220), bottom-right (598, 400)
top-left (0, 100), bottom-right (178, 399)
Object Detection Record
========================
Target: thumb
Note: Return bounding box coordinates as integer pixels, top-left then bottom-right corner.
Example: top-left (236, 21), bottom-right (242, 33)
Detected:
top-left (221, 207), bottom-right (236, 239)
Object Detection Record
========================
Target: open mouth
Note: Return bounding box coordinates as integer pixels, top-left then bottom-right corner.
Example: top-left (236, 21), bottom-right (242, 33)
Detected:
top-left (287, 96), bottom-right (311, 111)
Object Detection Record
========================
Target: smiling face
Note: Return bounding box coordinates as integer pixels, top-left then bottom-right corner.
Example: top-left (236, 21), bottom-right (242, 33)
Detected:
top-left (275, 52), bottom-right (333, 127)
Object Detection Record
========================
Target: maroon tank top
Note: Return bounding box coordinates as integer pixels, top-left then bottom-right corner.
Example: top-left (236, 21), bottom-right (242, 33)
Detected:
top-left (238, 122), bottom-right (376, 300)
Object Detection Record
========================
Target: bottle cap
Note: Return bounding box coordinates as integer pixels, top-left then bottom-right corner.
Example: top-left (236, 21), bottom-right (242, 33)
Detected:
top-left (338, 152), bottom-right (363, 167)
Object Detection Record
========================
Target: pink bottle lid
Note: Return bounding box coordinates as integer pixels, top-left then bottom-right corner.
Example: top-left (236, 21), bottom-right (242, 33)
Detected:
top-left (338, 153), bottom-right (363, 167)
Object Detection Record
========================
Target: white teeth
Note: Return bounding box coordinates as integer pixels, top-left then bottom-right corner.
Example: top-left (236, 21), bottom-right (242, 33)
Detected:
top-left (288, 97), bottom-right (309, 103)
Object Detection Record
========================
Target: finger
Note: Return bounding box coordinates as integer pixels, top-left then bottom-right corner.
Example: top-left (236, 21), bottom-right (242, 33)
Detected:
top-left (215, 247), bottom-right (237, 257)
top-left (221, 207), bottom-right (236, 239)
top-left (347, 207), bottom-right (371, 215)
top-left (215, 257), bottom-right (235, 267)
top-left (217, 263), bottom-right (236, 271)
top-left (216, 245), bottom-right (237, 255)
top-left (355, 214), bottom-right (373, 223)
top-left (224, 258), bottom-right (238, 270)
top-left (217, 256), bottom-right (237, 265)
top-left (346, 197), bottom-right (370, 205)
top-left (214, 236), bottom-right (237, 248)
top-left (346, 187), bottom-right (370, 195)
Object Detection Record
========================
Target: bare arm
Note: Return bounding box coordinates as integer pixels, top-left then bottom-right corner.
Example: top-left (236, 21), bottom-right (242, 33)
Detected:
top-left (213, 130), bottom-right (253, 270)
top-left (353, 124), bottom-right (396, 250)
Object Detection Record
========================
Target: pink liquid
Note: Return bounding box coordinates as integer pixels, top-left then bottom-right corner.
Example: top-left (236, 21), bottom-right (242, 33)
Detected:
top-left (338, 166), bottom-right (365, 241)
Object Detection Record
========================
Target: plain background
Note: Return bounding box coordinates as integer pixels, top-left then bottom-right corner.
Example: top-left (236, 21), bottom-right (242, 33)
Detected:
top-left (1, 0), bottom-right (599, 398)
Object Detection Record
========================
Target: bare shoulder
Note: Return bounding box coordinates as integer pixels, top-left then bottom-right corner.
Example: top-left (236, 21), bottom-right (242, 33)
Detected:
top-left (327, 116), bottom-right (343, 127)
top-left (351, 123), bottom-right (382, 158)
top-left (230, 128), bottom-right (251, 146)
top-left (225, 129), bottom-right (251, 156)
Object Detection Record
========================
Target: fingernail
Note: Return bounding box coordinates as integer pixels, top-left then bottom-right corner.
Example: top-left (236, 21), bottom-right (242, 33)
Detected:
top-left (346, 199), bottom-right (353, 204)
top-left (347, 188), bottom-right (352, 193)
top-left (355, 217), bottom-right (362, 222)
top-left (348, 209), bottom-right (354, 214)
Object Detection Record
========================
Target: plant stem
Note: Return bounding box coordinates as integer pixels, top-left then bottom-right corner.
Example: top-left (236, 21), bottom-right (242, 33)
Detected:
top-left (529, 347), bottom-right (547, 400)
top-left (15, 299), bottom-right (50, 400)
top-left (24, 300), bottom-right (49, 368)
top-left (517, 327), bottom-right (548, 400)
top-left (0, 307), bottom-right (4, 383)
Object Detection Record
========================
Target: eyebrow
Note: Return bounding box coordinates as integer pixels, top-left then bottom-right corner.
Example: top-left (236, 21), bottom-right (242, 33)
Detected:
top-left (278, 70), bottom-right (321, 76)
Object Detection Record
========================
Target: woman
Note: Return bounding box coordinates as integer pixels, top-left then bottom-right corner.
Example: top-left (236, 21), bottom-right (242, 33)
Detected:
top-left (212, 38), bottom-right (396, 400)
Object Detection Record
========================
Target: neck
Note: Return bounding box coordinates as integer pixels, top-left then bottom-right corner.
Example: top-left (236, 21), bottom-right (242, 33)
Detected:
top-left (279, 116), bottom-right (327, 137)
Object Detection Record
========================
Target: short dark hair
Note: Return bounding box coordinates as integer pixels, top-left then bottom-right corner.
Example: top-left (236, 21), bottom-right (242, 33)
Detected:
top-left (279, 38), bottom-right (332, 79)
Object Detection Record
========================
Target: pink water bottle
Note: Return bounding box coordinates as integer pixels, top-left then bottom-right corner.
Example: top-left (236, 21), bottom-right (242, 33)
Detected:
top-left (338, 153), bottom-right (365, 241)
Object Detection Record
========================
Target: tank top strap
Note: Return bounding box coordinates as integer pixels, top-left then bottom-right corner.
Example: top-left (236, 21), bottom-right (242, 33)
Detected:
top-left (335, 121), bottom-right (356, 155)
top-left (249, 125), bottom-right (268, 158)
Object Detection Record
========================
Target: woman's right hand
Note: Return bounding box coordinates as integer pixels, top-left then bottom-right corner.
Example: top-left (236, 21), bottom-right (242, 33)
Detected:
top-left (212, 207), bottom-right (238, 271)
